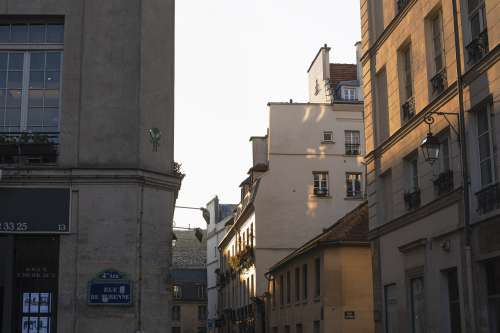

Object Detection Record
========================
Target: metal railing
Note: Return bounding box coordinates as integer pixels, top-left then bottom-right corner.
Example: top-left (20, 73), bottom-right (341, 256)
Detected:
top-left (404, 188), bottom-right (421, 210)
top-left (433, 170), bottom-right (454, 196)
top-left (430, 69), bottom-right (447, 97)
top-left (0, 132), bottom-right (59, 164)
top-left (401, 96), bottom-right (416, 123)
top-left (345, 143), bottom-right (361, 155)
top-left (466, 29), bottom-right (489, 65)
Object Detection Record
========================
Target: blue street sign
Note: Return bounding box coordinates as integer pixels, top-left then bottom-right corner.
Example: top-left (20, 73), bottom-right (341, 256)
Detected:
top-left (87, 270), bottom-right (133, 306)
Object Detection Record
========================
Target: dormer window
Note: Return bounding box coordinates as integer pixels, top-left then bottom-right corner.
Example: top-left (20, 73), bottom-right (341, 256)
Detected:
top-left (322, 131), bottom-right (333, 143)
top-left (343, 87), bottom-right (357, 101)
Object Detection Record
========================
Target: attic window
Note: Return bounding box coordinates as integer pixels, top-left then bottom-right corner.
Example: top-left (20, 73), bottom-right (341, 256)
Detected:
top-left (314, 79), bottom-right (320, 95)
top-left (322, 131), bottom-right (334, 143)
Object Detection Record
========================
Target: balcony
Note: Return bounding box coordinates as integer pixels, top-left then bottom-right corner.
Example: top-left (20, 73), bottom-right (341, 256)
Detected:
top-left (0, 132), bottom-right (59, 164)
top-left (228, 245), bottom-right (254, 273)
top-left (430, 69), bottom-right (447, 98)
top-left (476, 183), bottom-right (500, 215)
top-left (466, 30), bottom-right (489, 65)
top-left (433, 170), bottom-right (454, 196)
top-left (401, 96), bottom-right (416, 123)
top-left (397, 0), bottom-right (410, 13)
top-left (404, 189), bottom-right (421, 211)
top-left (345, 143), bottom-right (361, 156)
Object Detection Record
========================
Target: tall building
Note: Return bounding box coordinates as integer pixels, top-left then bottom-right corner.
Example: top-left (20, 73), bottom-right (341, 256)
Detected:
top-left (172, 229), bottom-right (208, 333)
top-left (360, 0), bottom-right (499, 332)
top-left (0, 2), bottom-right (179, 332)
top-left (216, 45), bottom-right (365, 333)
top-left (205, 197), bottom-right (235, 333)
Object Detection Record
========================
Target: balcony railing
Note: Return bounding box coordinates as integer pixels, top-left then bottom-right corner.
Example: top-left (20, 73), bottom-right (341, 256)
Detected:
top-left (401, 96), bottom-right (416, 123)
top-left (430, 69), bottom-right (447, 97)
top-left (0, 132), bottom-right (59, 164)
top-left (404, 188), bottom-right (421, 210)
top-left (466, 30), bottom-right (489, 65)
top-left (397, 0), bottom-right (410, 13)
top-left (345, 143), bottom-right (361, 155)
top-left (476, 183), bottom-right (500, 215)
top-left (313, 187), bottom-right (329, 197)
top-left (433, 170), bottom-right (454, 196)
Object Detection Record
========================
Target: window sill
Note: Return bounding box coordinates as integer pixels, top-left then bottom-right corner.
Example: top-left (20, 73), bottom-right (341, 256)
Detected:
top-left (320, 141), bottom-right (335, 145)
top-left (313, 297), bottom-right (321, 303)
top-left (344, 196), bottom-right (364, 201)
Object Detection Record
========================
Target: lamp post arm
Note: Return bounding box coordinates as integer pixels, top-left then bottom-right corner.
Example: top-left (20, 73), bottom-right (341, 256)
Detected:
top-left (429, 111), bottom-right (460, 138)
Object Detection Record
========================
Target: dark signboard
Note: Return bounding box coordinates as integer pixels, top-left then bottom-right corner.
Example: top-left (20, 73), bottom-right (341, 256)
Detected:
top-left (0, 188), bottom-right (70, 234)
top-left (344, 311), bottom-right (355, 320)
top-left (88, 270), bottom-right (132, 306)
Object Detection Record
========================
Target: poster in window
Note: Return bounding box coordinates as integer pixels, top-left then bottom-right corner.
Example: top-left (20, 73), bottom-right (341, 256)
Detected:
top-left (21, 316), bottom-right (38, 333)
top-left (29, 293), bottom-right (40, 313)
top-left (38, 317), bottom-right (50, 333)
top-left (39, 293), bottom-right (51, 313)
top-left (23, 293), bottom-right (31, 313)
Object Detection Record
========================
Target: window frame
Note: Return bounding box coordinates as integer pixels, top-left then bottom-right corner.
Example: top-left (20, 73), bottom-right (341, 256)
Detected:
top-left (343, 87), bottom-right (357, 101)
top-left (345, 130), bottom-right (361, 155)
top-left (313, 172), bottom-right (329, 197)
top-left (302, 264), bottom-right (308, 300)
top-left (322, 130), bottom-right (333, 143)
top-left (346, 172), bottom-right (363, 198)
top-left (172, 305), bottom-right (181, 321)
top-left (295, 267), bottom-right (300, 302)
top-left (314, 257), bottom-right (321, 297)
top-left (430, 11), bottom-right (445, 74)
top-left (467, 0), bottom-right (486, 40)
top-left (475, 104), bottom-right (496, 188)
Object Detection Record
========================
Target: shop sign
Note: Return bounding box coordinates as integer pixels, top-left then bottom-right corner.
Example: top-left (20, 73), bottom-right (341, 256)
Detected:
top-left (88, 270), bottom-right (132, 306)
top-left (344, 311), bottom-right (355, 320)
top-left (0, 188), bottom-right (70, 233)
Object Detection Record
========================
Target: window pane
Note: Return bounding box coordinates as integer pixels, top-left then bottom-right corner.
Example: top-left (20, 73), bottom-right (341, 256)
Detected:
top-left (479, 135), bottom-right (491, 160)
top-left (470, 13), bottom-right (481, 38)
top-left (29, 90), bottom-right (44, 107)
top-left (44, 90), bottom-right (59, 107)
top-left (46, 24), bottom-right (64, 43)
top-left (43, 108), bottom-right (58, 128)
top-left (5, 107), bottom-right (20, 126)
top-left (11, 25), bottom-right (28, 43)
top-left (46, 53), bottom-right (61, 70)
top-left (30, 71), bottom-right (44, 89)
top-left (27, 107), bottom-right (43, 129)
top-left (30, 52), bottom-right (45, 70)
top-left (411, 278), bottom-right (425, 333)
top-left (477, 109), bottom-right (489, 134)
top-left (0, 53), bottom-right (7, 70)
top-left (29, 24), bottom-right (45, 43)
top-left (7, 71), bottom-right (22, 89)
top-left (0, 71), bottom-right (6, 88)
top-left (0, 25), bottom-right (9, 42)
top-left (480, 160), bottom-right (493, 186)
top-left (9, 53), bottom-right (24, 70)
top-left (6, 90), bottom-right (21, 106)
top-left (0, 90), bottom-right (5, 107)
top-left (45, 71), bottom-right (60, 89)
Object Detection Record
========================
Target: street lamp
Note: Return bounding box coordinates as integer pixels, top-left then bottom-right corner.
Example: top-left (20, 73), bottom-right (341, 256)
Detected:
top-left (420, 116), bottom-right (441, 165)
top-left (175, 205), bottom-right (211, 224)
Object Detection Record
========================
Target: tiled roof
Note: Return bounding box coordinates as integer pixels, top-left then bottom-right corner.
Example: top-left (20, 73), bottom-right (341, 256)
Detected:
top-left (329, 63), bottom-right (357, 91)
top-left (172, 229), bottom-right (207, 269)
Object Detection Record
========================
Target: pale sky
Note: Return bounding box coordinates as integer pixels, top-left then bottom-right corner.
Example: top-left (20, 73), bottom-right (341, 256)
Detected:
top-left (174, 0), bottom-right (361, 229)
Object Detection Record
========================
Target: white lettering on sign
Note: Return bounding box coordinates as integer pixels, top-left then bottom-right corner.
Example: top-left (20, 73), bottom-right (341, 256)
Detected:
top-left (0, 222), bottom-right (28, 232)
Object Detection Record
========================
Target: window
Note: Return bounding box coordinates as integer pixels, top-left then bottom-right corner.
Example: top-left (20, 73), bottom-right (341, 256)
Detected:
top-left (468, 0), bottom-right (486, 40)
top-left (313, 321), bottom-right (320, 333)
top-left (314, 258), bottom-right (321, 297)
top-left (486, 259), bottom-right (500, 333)
top-left (322, 131), bottom-right (333, 143)
top-left (198, 305), bottom-right (207, 321)
top-left (272, 278), bottom-right (276, 307)
top-left (272, 327), bottom-right (278, 333)
top-left (295, 267), bottom-right (300, 302)
top-left (343, 87), bottom-right (357, 101)
top-left (477, 106), bottom-right (495, 187)
top-left (0, 23), bottom-right (63, 134)
top-left (172, 327), bottom-right (181, 333)
top-left (346, 173), bottom-right (362, 198)
top-left (405, 153), bottom-right (419, 192)
top-left (197, 327), bottom-right (207, 333)
top-left (284, 325), bottom-right (290, 333)
top-left (173, 285), bottom-right (182, 299)
top-left (410, 277), bottom-right (425, 333)
top-left (401, 44), bottom-right (413, 101)
top-left (172, 305), bottom-right (181, 321)
top-left (313, 172), bottom-right (329, 196)
top-left (286, 271), bottom-right (291, 304)
top-left (296, 324), bottom-right (303, 333)
top-left (303, 264), bottom-right (308, 300)
top-left (375, 67), bottom-right (390, 143)
top-left (438, 133), bottom-right (450, 173)
top-left (197, 284), bottom-right (207, 298)
top-left (446, 269), bottom-right (461, 333)
top-left (430, 12), bottom-right (444, 74)
top-left (280, 274), bottom-right (284, 305)
top-left (384, 284), bottom-right (398, 333)
top-left (251, 274), bottom-right (254, 297)
top-left (345, 130), bottom-right (361, 155)
top-left (378, 170), bottom-right (393, 224)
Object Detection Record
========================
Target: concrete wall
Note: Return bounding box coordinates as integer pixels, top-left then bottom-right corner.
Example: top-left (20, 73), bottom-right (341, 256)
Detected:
top-left (308, 47), bottom-right (331, 103)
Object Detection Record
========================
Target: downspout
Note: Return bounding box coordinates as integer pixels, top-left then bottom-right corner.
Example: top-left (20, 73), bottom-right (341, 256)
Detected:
top-left (136, 183), bottom-right (145, 333)
top-left (450, 0), bottom-right (476, 331)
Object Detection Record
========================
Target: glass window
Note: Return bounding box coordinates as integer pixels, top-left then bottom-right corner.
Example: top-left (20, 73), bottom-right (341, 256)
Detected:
top-left (172, 305), bottom-right (181, 321)
top-left (280, 275), bottom-right (284, 305)
top-left (468, 0), bottom-right (486, 39)
top-left (0, 24), bottom-right (63, 44)
top-left (314, 258), bottom-right (321, 297)
top-left (303, 264), bottom-right (308, 300)
top-left (173, 285), bottom-right (182, 299)
top-left (345, 130), bottom-right (361, 155)
top-left (486, 259), bottom-right (500, 333)
top-left (272, 278), bottom-right (276, 307)
top-left (401, 45), bottom-right (413, 100)
top-left (343, 87), bottom-right (357, 101)
top-left (384, 284), bottom-right (398, 333)
top-left (477, 106), bottom-right (495, 187)
top-left (198, 305), bottom-right (207, 321)
top-left (431, 12), bottom-right (444, 73)
top-left (410, 277), bottom-right (425, 333)
top-left (439, 134), bottom-right (450, 173)
top-left (346, 173), bottom-right (362, 198)
top-left (446, 269), bottom-right (461, 333)
top-left (313, 321), bottom-right (320, 333)
top-left (323, 131), bottom-right (333, 143)
top-left (405, 153), bottom-right (419, 192)
top-left (295, 267), bottom-right (300, 302)
top-left (313, 172), bottom-right (329, 196)
top-left (286, 271), bottom-right (291, 304)
top-left (296, 324), bottom-right (303, 333)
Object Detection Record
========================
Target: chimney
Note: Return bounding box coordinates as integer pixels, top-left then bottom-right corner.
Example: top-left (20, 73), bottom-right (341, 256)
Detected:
top-left (355, 41), bottom-right (362, 85)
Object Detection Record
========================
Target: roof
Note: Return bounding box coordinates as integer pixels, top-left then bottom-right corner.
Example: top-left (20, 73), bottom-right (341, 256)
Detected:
top-left (268, 201), bottom-right (368, 273)
top-left (171, 268), bottom-right (207, 283)
top-left (329, 63), bottom-right (357, 92)
top-left (172, 229), bottom-right (207, 269)
top-left (307, 44), bottom-right (330, 73)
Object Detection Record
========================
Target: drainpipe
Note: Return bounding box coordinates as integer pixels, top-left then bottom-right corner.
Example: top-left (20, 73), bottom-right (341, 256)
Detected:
top-left (450, 0), bottom-right (476, 331)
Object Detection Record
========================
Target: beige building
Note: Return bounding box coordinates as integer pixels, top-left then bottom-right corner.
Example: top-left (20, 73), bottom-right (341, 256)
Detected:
top-left (216, 45), bottom-right (366, 333)
top-left (266, 202), bottom-right (373, 333)
top-left (360, 0), bottom-right (499, 332)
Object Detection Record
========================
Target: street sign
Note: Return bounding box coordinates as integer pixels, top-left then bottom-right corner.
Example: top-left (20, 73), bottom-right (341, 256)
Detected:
top-left (344, 311), bottom-right (355, 320)
top-left (0, 188), bottom-right (70, 233)
top-left (87, 270), bottom-right (132, 306)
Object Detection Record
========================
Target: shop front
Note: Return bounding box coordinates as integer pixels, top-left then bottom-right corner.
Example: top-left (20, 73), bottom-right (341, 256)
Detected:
top-left (0, 188), bottom-right (70, 333)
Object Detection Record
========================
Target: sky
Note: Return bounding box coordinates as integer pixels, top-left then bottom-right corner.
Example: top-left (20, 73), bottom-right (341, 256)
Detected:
top-left (174, 0), bottom-right (361, 229)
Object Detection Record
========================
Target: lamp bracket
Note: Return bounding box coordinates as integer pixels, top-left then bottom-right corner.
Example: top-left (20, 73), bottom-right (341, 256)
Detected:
top-left (426, 111), bottom-right (460, 138)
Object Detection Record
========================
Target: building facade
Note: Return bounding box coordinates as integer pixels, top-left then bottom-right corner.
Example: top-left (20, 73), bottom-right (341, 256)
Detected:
top-left (216, 45), bottom-right (366, 333)
top-left (0, 1), bottom-right (179, 332)
top-left (206, 197), bottom-right (236, 333)
top-left (172, 229), bottom-right (208, 333)
top-left (360, 0), bottom-right (499, 332)
top-left (266, 202), bottom-right (373, 333)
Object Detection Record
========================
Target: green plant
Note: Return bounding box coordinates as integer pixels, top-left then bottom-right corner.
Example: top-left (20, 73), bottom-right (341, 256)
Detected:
top-left (32, 133), bottom-right (49, 144)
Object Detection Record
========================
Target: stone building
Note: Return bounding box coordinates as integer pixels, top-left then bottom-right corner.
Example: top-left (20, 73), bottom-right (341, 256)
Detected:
top-left (216, 45), bottom-right (365, 333)
top-left (360, 0), bottom-right (499, 332)
top-left (205, 197), bottom-right (236, 333)
top-left (172, 229), bottom-right (208, 333)
top-left (266, 202), bottom-right (373, 333)
top-left (0, 1), bottom-right (179, 332)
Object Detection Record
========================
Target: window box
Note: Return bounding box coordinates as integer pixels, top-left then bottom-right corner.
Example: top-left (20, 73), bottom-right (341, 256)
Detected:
top-left (401, 96), bottom-right (416, 122)
top-left (466, 29), bottom-right (489, 65)
top-left (430, 69), bottom-right (447, 97)
top-left (476, 183), bottom-right (500, 215)
top-left (0, 132), bottom-right (58, 164)
top-left (404, 189), bottom-right (421, 210)
top-left (433, 170), bottom-right (454, 196)
top-left (397, 0), bottom-right (410, 13)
